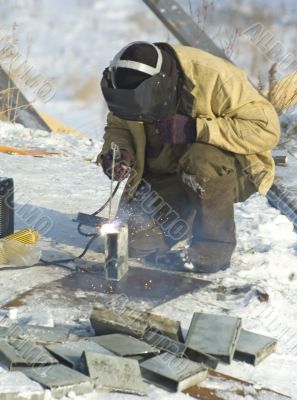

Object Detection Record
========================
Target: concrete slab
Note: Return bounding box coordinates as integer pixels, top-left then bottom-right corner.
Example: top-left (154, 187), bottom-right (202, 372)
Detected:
top-left (234, 329), bottom-right (277, 365)
top-left (0, 371), bottom-right (44, 400)
top-left (185, 313), bottom-right (242, 364)
top-left (88, 334), bottom-right (159, 357)
top-left (81, 351), bottom-right (146, 395)
top-left (16, 364), bottom-right (93, 399)
top-left (0, 339), bottom-right (57, 370)
top-left (140, 353), bottom-right (208, 392)
top-left (46, 340), bottom-right (113, 370)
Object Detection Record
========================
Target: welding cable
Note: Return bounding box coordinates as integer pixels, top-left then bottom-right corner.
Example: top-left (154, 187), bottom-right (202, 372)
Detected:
top-left (0, 234), bottom-right (100, 272)
top-left (39, 233), bottom-right (99, 268)
top-left (37, 181), bottom-right (121, 266)
top-left (76, 180), bottom-right (121, 237)
top-left (38, 180), bottom-right (122, 264)
top-left (92, 181), bottom-right (121, 216)
top-left (0, 181), bottom-right (122, 271)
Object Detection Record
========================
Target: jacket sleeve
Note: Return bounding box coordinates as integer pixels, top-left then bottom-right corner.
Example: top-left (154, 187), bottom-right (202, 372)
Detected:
top-left (196, 75), bottom-right (281, 155)
top-left (97, 112), bottom-right (135, 164)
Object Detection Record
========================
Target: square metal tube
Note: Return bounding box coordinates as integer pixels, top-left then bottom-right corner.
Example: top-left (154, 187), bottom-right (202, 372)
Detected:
top-left (104, 223), bottom-right (129, 281)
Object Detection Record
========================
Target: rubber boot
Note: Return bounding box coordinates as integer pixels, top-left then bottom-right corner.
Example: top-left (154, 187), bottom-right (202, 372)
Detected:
top-left (184, 172), bottom-right (237, 273)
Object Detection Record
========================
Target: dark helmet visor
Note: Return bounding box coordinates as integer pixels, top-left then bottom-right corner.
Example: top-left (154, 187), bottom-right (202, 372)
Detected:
top-left (101, 68), bottom-right (178, 123)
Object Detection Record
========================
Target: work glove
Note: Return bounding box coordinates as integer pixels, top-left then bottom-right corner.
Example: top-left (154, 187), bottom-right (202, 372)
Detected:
top-left (155, 114), bottom-right (196, 144)
top-left (101, 149), bottom-right (134, 181)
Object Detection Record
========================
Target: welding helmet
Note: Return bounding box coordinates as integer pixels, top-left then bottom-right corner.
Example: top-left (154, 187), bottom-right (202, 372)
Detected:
top-left (101, 41), bottom-right (179, 123)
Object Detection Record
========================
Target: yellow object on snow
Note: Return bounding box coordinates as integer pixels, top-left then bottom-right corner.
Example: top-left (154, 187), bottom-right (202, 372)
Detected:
top-left (1, 239), bottom-right (41, 267)
top-left (0, 242), bottom-right (8, 264)
top-left (5, 228), bottom-right (40, 245)
top-left (0, 229), bottom-right (41, 266)
top-left (38, 111), bottom-right (85, 138)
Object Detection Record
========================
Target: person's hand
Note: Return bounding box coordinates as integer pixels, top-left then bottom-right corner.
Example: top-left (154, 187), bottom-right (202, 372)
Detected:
top-left (155, 114), bottom-right (196, 144)
top-left (101, 149), bottom-right (134, 181)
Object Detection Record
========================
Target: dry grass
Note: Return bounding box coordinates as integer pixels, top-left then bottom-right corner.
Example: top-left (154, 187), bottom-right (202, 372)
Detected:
top-left (0, 84), bottom-right (33, 124)
top-left (268, 69), bottom-right (297, 114)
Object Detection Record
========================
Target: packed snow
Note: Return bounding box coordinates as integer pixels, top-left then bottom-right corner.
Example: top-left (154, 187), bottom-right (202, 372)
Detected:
top-left (0, 0), bottom-right (297, 399)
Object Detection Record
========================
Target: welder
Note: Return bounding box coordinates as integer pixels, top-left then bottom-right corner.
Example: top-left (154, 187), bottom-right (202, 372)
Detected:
top-left (97, 41), bottom-right (280, 273)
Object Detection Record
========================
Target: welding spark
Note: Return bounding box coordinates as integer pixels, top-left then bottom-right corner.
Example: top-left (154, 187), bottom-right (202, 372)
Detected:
top-left (100, 222), bottom-right (119, 235)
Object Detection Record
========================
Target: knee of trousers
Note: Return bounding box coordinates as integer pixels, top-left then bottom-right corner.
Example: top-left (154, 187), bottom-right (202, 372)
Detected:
top-left (179, 143), bottom-right (237, 199)
top-left (179, 142), bottom-right (237, 178)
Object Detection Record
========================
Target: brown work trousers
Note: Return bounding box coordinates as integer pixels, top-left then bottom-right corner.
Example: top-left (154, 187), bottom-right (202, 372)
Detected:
top-left (118, 142), bottom-right (256, 270)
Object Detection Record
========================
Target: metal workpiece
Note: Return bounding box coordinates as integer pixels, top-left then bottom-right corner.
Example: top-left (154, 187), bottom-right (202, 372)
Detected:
top-left (46, 340), bottom-right (113, 370)
top-left (88, 333), bottom-right (159, 357)
top-left (16, 364), bottom-right (93, 399)
top-left (185, 313), bottom-right (242, 364)
top-left (81, 351), bottom-right (147, 395)
top-left (143, 330), bottom-right (219, 369)
top-left (1, 324), bottom-right (70, 345)
top-left (104, 222), bottom-right (129, 281)
top-left (0, 339), bottom-right (57, 370)
top-left (143, 330), bottom-right (185, 357)
top-left (90, 306), bottom-right (148, 338)
top-left (140, 353), bottom-right (208, 392)
top-left (90, 306), bottom-right (183, 341)
top-left (234, 330), bottom-right (277, 366)
top-left (146, 312), bottom-right (183, 342)
top-left (0, 326), bottom-right (9, 337)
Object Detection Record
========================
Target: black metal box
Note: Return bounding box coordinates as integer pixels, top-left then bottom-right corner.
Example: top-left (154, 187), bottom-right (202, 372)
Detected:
top-left (0, 177), bottom-right (14, 238)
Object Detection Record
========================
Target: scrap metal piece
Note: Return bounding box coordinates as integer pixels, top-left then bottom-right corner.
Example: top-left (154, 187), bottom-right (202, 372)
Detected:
top-left (0, 326), bottom-right (9, 337)
top-left (90, 306), bottom-right (183, 341)
top-left (90, 305), bottom-right (147, 338)
top-left (185, 313), bottom-right (242, 364)
top-left (142, 0), bottom-right (227, 59)
top-left (140, 353), bottom-right (208, 392)
top-left (46, 340), bottom-right (113, 370)
top-left (0, 371), bottom-right (44, 400)
top-left (268, 177), bottom-right (297, 231)
top-left (81, 351), bottom-right (147, 395)
top-left (17, 364), bottom-right (93, 399)
top-left (143, 330), bottom-right (219, 369)
top-left (273, 155), bottom-right (288, 166)
top-left (273, 150), bottom-right (288, 166)
top-left (186, 369), bottom-right (291, 400)
top-left (88, 333), bottom-right (159, 357)
top-left (234, 329), bottom-right (277, 365)
top-left (0, 339), bottom-right (57, 370)
top-left (3, 324), bottom-right (70, 344)
top-left (104, 223), bottom-right (129, 281)
top-left (147, 312), bottom-right (183, 342)
top-left (143, 330), bottom-right (185, 356)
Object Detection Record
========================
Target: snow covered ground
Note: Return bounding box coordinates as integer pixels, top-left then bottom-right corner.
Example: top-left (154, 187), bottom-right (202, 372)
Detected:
top-left (0, 0), bottom-right (297, 399)
top-left (1, 119), bottom-right (297, 398)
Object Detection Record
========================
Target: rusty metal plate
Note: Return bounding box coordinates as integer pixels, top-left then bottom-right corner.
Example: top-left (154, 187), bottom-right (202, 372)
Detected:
top-left (3, 266), bottom-right (209, 309)
top-left (185, 370), bottom-right (291, 400)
